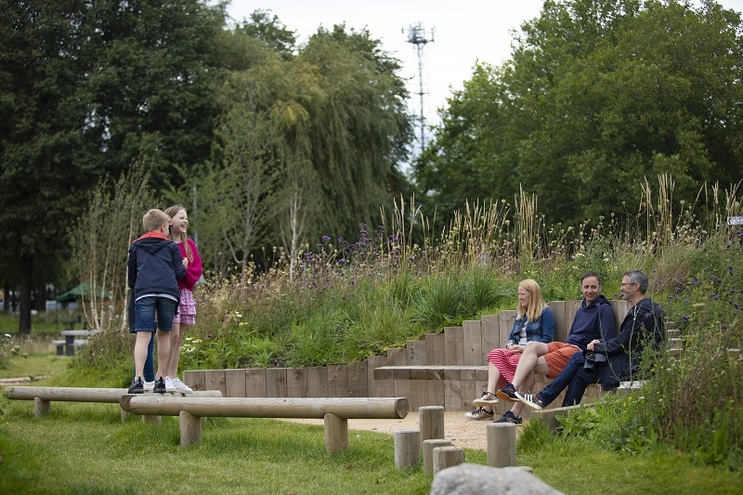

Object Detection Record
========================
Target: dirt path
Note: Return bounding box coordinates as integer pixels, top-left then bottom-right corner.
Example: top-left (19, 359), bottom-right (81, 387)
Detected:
top-left (282, 410), bottom-right (493, 451)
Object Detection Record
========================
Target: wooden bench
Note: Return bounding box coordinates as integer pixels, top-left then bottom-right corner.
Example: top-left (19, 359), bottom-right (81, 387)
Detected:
top-left (119, 395), bottom-right (410, 451)
top-left (3, 386), bottom-right (223, 421)
top-left (57, 330), bottom-right (100, 356)
top-left (371, 301), bottom-right (681, 412)
top-left (53, 338), bottom-right (88, 356)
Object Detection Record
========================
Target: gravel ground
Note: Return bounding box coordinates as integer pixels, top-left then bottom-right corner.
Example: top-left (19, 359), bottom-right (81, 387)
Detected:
top-left (282, 409), bottom-right (498, 451)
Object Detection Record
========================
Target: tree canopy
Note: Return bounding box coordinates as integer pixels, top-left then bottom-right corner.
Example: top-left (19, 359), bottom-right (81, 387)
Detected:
top-left (414, 0), bottom-right (743, 225)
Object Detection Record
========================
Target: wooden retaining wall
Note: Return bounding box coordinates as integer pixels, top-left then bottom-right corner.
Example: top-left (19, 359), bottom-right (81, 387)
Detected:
top-left (183, 300), bottom-right (630, 411)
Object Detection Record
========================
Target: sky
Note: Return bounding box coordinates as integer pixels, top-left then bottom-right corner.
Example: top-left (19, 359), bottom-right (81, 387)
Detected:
top-left (226, 0), bottom-right (743, 149)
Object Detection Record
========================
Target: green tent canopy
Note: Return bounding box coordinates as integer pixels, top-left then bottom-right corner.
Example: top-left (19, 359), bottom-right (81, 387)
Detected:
top-left (55, 282), bottom-right (110, 303)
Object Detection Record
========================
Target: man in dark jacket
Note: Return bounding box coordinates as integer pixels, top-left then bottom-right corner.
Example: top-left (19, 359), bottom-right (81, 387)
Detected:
top-left (518, 269), bottom-right (664, 409)
top-left (494, 272), bottom-right (616, 423)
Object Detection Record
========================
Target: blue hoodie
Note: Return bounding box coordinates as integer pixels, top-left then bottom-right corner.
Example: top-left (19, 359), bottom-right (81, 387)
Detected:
top-left (564, 295), bottom-right (617, 349)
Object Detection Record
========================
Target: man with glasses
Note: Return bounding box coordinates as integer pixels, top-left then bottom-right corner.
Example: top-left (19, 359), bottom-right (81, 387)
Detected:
top-left (518, 270), bottom-right (665, 410)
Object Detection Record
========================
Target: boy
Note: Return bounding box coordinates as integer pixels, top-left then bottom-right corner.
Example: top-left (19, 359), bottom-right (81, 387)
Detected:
top-left (127, 209), bottom-right (186, 393)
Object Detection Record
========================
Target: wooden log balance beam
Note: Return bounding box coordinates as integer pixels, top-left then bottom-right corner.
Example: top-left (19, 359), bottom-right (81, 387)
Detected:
top-left (119, 395), bottom-right (410, 451)
top-left (4, 386), bottom-right (222, 421)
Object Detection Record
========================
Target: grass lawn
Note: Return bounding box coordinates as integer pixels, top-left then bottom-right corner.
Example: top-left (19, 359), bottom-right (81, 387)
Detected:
top-left (1, 355), bottom-right (741, 494)
top-left (0, 353), bottom-right (70, 380)
top-left (1, 397), bottom-right (741, 495)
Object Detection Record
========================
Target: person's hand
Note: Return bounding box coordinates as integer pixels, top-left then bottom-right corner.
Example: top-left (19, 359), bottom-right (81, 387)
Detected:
top-left (587, 339), bottom-right (600, 351)
top-left (182, 257), bottom-right (189, 268)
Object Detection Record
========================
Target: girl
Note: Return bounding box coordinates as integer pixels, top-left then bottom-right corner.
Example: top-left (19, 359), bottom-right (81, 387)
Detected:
top-left (464, 279), bottom-right (554, 422)
top-left (163, 204), bottom-right (203, 393)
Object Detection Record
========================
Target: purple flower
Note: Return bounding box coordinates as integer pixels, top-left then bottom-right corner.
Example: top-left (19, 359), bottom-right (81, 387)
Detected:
top-left (322, 236), bottom-right (331, 243)
top-left (681, 316), bottom-right (690, 323)
top-left (710, 293), bottom-right (719, 300)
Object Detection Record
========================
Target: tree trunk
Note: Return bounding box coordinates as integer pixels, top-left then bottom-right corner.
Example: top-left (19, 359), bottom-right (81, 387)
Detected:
top-left (18, 254), bottom-right (33, 336)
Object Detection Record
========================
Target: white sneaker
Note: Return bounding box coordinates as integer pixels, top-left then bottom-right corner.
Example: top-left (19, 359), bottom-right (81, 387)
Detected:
top-left (464, 407), bottom-right (495, 420)
top-left (172, 377), bottom-right (194, 394)
top-left (164, 376), bottom-right (177, 393)
top-left (143, 380), bottom-right (155, 392)
top-left (473, 391), bottom-right (499, 407)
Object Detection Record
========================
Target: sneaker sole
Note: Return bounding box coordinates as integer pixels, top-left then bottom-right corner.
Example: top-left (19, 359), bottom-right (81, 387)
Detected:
top-left (473, 398), bottom-right (499, 407)
top-left (515, 392), bottom-right (543, 410)
top-left (496, 390), bottom-right (518, 402)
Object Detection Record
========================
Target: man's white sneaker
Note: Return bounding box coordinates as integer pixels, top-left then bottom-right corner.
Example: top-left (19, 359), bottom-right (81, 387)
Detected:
top-left (164, 376), bottom-right (177, 393)
top-left (143, 380), bottom-right (155, 392)
top-left (172, 377), bottom-right (194, 394)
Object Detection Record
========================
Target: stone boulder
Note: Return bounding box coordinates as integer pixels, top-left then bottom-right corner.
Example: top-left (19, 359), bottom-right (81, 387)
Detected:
top-left (430, 463), bottom-right (565, 495)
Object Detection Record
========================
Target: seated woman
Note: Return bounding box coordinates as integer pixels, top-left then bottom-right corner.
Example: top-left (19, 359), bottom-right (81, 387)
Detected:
top-left (464, 278), bottom-right (554, 422)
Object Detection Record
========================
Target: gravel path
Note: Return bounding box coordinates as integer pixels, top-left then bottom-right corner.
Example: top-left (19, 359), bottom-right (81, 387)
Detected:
top-left (282, 410), bottom-right (495, 451)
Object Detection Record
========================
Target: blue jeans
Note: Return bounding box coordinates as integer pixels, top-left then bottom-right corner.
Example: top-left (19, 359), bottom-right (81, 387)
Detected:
top-left (538, 352), bottom-right (586, 406)
top-left (564, 360), bottom-right (603, 406)
top-left (143, 336), bottom-right (155, 382)
top-left (538, 352), bottom-right (603, 407)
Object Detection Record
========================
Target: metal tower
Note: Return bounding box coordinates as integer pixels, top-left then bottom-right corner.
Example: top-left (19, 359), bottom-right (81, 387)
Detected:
top-left (405, 22), bottom-right (434, 154)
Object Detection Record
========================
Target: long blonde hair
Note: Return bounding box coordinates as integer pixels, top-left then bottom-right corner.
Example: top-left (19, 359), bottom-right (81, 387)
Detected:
top-left (516, 279), bottom-right (547, 322)
top-left (164, 204), bottom-right (193, 262)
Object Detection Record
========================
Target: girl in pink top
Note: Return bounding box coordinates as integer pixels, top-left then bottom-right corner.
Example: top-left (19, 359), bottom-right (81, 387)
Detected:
top-left (163, 204), bottom-right (203, 393)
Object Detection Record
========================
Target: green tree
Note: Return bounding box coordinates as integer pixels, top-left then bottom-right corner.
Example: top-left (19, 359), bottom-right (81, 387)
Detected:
top-left (415, 0), bottom-right (743, 226)
top-left (196, 19), bottom-right (413, 273)
top-left (0, 0), bottom-right (226, 334)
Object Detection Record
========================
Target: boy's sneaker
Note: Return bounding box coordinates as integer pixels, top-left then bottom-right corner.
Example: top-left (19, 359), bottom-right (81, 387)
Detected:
top-left (153, 377), bottom-right (166, 394)
top-left (172, 377), bottom-right (194, 394)
top-left (473, 391), bottom-right (499, 407)
top-left (496, 383), bottom-right (518, 402)
top-left (164, 376), bottom-right (177, 393)
top-left (464, 407), bottom-right (494, 420)
top-left (128, 378), bottom-right (144, 394)
top-left (143, 380), bottom-right (155, 392)
top-left (516, 391), bottom-right (544, 410)
top-left (493, 410), bottom-right (522, 424)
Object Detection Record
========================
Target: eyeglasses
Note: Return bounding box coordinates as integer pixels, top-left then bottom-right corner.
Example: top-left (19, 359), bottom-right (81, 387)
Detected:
top-left (620, 282), bottom-right (636, 287)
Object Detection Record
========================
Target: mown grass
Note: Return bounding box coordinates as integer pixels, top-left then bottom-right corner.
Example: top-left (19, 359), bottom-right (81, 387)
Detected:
top-left (0, 352), bottom-right (69, 380)
top-left (0, 397), bottom-right (741, 495)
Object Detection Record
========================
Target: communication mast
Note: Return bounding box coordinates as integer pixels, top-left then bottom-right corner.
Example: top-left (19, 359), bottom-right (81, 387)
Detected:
top-left (405, 22), bottom-right (435, 154)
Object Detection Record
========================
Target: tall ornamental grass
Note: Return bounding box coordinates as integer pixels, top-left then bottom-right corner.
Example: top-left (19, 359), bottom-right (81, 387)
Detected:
top-left (70, 174), bottom-right (742, 468)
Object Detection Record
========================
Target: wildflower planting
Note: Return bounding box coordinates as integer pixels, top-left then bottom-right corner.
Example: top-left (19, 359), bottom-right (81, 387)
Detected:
top-left (68, 176), bottom-right (742, 471)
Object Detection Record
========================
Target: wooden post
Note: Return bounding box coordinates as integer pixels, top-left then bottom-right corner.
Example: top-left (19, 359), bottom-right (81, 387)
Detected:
top-left (323, 413), bottom-right (348, 452)
top-left (419, 406), bottom-right (445, 452)
top-left (486, 422), bottom-right (516, 467)
top-left (394, 429), bottom-right (421, 469)
top-left (34, 397), bottom-right (50, 417)
top-left (422, 439), bottom-right (452, 475)
top-left (120, 409), bottom-right (130, 423)
top-left (180, 411), bottom-right (202, 447)
top-left (432, 446), bottom-right (464, 475)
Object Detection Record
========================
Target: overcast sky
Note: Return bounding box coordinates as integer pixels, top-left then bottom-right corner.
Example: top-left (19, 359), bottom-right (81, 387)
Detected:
top-left (226, 1), bottom-right (743, 148)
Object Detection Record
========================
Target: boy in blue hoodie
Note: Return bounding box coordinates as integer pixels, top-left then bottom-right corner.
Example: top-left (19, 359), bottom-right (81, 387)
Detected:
top-left (127, 209), bottom-right (186, 394)
top-left (493, 272), bottom-right (616, 423)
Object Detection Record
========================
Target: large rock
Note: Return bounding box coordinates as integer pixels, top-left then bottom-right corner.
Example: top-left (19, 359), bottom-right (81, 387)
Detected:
top-left (430, 463), bottom-right (565, 495)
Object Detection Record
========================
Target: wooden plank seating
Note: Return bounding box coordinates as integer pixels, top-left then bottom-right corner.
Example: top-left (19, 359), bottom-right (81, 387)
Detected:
top-left (58, 329), bottom-right (100, 356)
top-left (53, 339), bottom-right (88, 356)
top-left (369, 300), bottom-right (686, 412)
top-left (119, 395), bottom-right (410, 451)
top-left (3, 386), bottom-right (223, 421)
